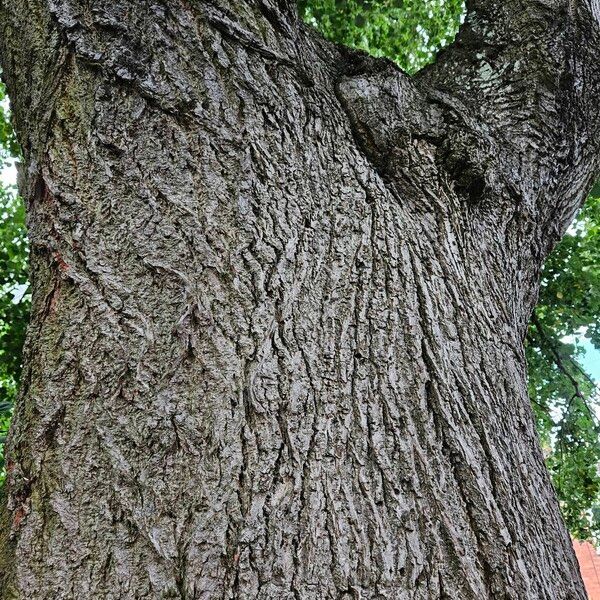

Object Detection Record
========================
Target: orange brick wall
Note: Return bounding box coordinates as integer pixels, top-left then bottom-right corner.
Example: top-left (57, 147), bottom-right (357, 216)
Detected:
top-left (574, 539), bottom-right (600, 600)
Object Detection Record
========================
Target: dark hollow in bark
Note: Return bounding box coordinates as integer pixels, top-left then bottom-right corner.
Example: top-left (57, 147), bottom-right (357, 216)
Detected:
top-left (0, 1), bottom-right (599, 598)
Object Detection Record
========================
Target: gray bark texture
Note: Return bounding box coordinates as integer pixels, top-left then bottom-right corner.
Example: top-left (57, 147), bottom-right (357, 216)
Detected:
top-left (1, 0), bottom-right (600, 598)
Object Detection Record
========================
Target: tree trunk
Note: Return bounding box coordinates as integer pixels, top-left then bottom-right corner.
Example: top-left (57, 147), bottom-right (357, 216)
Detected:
top-left (0, 1), bottom-right (599, 598)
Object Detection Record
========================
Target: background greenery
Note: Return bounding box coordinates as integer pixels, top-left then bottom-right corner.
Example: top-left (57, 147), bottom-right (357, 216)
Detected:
top-left (0, 1), bottom-right (597, 542)
top-left (299, 0), bottom-right (465, 73)
top-left (0, 80), bottom-right (26, 481)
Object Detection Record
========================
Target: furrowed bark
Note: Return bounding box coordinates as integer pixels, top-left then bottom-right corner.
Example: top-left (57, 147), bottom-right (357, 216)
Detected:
top-left (0, 1), bottom-right (598, 598)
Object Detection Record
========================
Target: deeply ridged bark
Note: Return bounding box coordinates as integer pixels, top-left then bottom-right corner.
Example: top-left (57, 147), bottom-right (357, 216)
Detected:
top-left (0, 1), bottom-right (599, 598)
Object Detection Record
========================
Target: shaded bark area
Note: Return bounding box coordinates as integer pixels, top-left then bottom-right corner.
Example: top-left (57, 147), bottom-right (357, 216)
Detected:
top-left (0, 1), bottom-right (599, 598)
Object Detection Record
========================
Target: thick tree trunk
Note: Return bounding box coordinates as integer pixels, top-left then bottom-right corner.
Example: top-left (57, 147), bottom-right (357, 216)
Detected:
top-left (0, 1), bottom-right (599, 598)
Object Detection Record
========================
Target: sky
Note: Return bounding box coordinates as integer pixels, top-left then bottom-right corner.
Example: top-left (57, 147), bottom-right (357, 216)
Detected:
top-left (1, 159), bottom-right (16, 189)
top-left (576, 339), bottom-right (600, 382)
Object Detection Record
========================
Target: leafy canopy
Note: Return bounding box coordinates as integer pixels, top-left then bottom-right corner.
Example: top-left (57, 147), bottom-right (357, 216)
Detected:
top-left (527, 193), bottom-right (600, 540)
top-left (299, 0), bottom-right (464, 73)
top-left (0, 80), bottom-right (27, 478)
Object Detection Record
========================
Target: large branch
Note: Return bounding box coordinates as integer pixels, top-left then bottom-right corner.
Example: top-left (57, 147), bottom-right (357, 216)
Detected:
top-left (416, 0), bottom-right (600, 252)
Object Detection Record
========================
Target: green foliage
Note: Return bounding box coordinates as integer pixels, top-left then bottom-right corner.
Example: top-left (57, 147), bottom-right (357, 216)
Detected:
top-left (546, 399), bottom-right (600, 538)
top-left (0, 188), bottom-right (29, 403)
top-left (303, 0), bottom-right (600, 541)
top-left (0, 82), bottom-right (28, 482)
top-left (0, 84), bottom-right (19, 160)
top-left (299, 0), bottom-right (465, 73)
top-left (527, 193), bottom-right (600, 540)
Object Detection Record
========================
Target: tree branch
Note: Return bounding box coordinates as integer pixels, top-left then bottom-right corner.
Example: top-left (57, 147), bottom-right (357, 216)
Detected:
top-left (530, 313), bottom-right (599, 424)
top-left (416, 0), bottom-right (600, 256)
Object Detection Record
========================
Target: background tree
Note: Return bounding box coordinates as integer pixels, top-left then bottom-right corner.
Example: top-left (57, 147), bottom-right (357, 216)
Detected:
top-left (299, 0), bottom-right (465, 74)
top-left (528, 190), bottom-right (600, 539)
